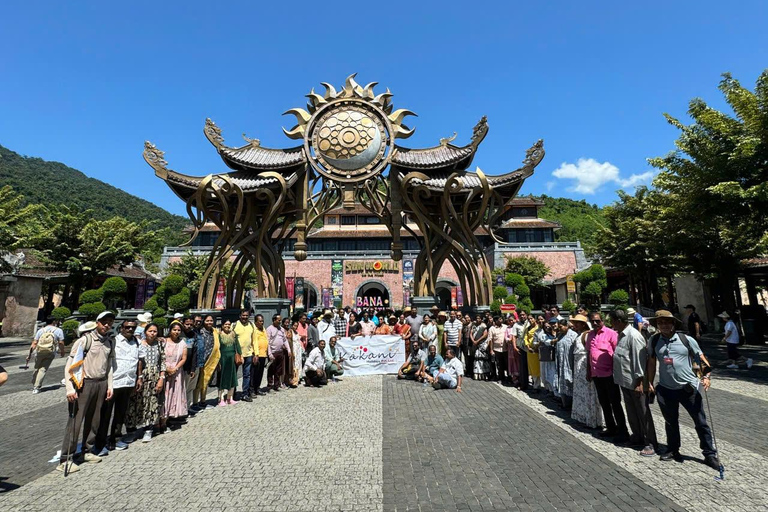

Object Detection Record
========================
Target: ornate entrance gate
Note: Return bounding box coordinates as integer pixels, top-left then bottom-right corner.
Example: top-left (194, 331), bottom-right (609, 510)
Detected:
top-left (144, 75), bottom-right (543, 310)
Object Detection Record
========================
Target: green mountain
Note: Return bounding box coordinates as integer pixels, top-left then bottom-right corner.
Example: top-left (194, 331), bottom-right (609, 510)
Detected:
top-left (0, 144), bottom-right (187, 232)
top-left (535, 194), bottom-right (606, 253)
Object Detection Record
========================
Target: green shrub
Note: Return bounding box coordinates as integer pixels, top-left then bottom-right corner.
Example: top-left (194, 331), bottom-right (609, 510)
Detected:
top-left (79, 289), bottom-right (104, 305)
top-left (519, 298), bottom-right (534, 313)
top-left (144, 297), bottom-right (159, 311)
top-left (493, 286), bottom-right (508, 300)
top-left (561, 299), bottom-right (576, 313)
top-left (583, 281), bottom-right (603, 299)
top-left (515, 283), bottom-right (531, 298)
top-left (162, 274), bottom-right (185, 294)
top-left (153, 285), bottom-right (167, 301)
top-left (79, 301), bottom-right (106, 318)
top-left (51, 306), bottom-right (72, 321)
top-left (101, 276), bottom-right (127, 295)
top-left (167, 291), bottom-right (191, 312)
top-left (490, 300), bottom-right (502, 315)
top-left (62, 319), bottom-right (80, 339)
top-left (505, 273), bottom-right (525, 288)
top-left (154, 317), bottom-right (168, 331)
top-left (152, 307), bottom-right (166, 318)
top-left (608, 289), bottom-right (630, 306)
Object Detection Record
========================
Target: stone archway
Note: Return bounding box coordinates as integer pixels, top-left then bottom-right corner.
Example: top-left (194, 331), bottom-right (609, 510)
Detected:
top-left (355, 279), bottom-right (392, 310)
top-left (304, 281), bottom-right (319, 310)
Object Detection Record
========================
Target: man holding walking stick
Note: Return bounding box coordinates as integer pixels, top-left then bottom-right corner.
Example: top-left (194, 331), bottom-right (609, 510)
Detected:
top-left (646, 310), bottom-right (721, 471)
top-left (57, 311), bottom-right (117, 474)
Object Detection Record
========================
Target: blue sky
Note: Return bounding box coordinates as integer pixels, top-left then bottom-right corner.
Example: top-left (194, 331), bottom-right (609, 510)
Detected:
top-left (1, 1), bottom-right (766, 216)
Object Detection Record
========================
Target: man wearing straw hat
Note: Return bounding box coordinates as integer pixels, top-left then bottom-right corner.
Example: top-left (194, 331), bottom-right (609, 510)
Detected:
top-left (645, 310), bottom-right (720, 469)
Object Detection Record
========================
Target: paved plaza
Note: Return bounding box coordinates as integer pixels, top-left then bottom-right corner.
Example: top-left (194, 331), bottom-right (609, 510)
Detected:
top-left (0, 336), bottom-right (767, 512)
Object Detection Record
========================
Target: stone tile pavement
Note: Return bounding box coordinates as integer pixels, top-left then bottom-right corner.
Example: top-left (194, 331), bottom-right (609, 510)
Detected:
top-left (1, 330), bottom-right (767, 511)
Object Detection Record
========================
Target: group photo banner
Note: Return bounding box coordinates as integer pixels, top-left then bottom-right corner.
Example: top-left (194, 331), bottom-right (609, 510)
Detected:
top-left (335, 335), bottom-right (406, 376)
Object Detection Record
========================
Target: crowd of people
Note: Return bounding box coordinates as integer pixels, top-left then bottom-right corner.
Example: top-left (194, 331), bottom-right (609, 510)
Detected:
top-left (51, 308), bottom-right (358, 474)
top-left (388, 303), bottom-right (723, 471)
top-left (12, 300), bottom-right (728, 475)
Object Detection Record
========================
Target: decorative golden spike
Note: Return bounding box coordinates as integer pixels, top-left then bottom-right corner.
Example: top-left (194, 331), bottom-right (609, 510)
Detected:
top-left (283, 107), bottom-right (311, 125)
top-left (282, 125), bottom-right (305, 140)
top-left (373, 91), bottom-right (392, 107)
top-left (320, 82), bottom-right (338, 100)
top-left (306, 88), bottom-right (327, 110)
top-left (393, 124), bottom-right (416, 139)
top-left (388, 108), bottom-right (417, 126)
top-left (342, 73), bottom-right (360, 98)
top-left (362, 82), bottom-right (378, 99)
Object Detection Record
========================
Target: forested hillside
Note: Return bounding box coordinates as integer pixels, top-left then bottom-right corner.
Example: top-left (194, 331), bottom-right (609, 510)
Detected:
top-left (535, 194), bottom-right (606, 253)
top-left (0, 145), bottom-right (187, 231)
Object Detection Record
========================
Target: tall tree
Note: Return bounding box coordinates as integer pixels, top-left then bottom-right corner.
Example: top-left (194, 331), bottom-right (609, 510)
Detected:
top-left (591, 186), bottom-right (676, 307)
top-left (649, 71), bottom-right (768, 311)
top-left (0, 186), bottom-right (49, 271)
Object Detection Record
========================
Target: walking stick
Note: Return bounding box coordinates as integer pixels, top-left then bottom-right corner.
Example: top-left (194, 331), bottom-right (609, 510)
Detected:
top-left (703, 387), bottom-right (726, 481)
top-left (63, 399), bottom-right (79, 477)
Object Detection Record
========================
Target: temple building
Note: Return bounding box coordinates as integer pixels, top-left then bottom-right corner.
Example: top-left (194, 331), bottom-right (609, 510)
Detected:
top-left (160, 196), bottom-right (588, 311)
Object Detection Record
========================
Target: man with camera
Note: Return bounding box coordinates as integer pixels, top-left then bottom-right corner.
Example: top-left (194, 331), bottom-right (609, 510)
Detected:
top-left (646, 310), bottom-right (720, 470)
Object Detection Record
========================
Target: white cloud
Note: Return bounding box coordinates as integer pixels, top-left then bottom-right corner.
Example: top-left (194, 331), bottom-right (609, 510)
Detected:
top-left (552, 158), bottom-right (619, 195)
top-left (619, 170), bottom-right (656, 189)
top-left (545, 181), bottom-right (555, 191)
top-left (551, 159), bottom-right (657, 195)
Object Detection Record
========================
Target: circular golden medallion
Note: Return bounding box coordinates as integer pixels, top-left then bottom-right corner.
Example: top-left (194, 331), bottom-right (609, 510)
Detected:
top-left (308, 101), bottom-right (391, 181)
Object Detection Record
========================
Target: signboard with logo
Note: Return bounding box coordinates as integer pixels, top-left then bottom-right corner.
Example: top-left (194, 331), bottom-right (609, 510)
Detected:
top-left (456, 287), bottom-right (464, 307)
top-left (500, 304), bottom-right (516, 313)
top-left (286, 277), bottom-right (295, 302)
top-left (345, 260), bottom-right (399, 276)
top-left (335, 335), bottom-right (406, 376)
top-left (331, 259), bottom-right (343, 307)
top-left (566, 275), bottom-right (576, 294)
top-left (495, 274), bottom-right (505, 287)
top-left (214, 278), bottom-right (226, 310)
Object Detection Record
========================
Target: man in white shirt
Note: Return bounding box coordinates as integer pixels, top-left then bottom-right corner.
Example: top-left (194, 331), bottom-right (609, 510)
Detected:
top-left (719, 311), bottom-right (751, 369)
top-left (304, 339), bottom-right (328, 387)
top-left (28, 316), bottom-right (65, 393)
top-left (433, 347), bottom-right (464, 392)
top-left (94, 319), bottom-right (140, 454)
top-left (318, 310), bottom-right (336, 344)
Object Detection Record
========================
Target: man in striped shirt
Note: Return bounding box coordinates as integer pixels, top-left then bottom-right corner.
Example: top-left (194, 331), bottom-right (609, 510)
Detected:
top-left (444, 310), bottom-right (462, 361)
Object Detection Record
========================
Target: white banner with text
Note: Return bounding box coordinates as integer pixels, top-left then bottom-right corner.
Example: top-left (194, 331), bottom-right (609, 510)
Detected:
top-left (335, 335), bottom-right (406, 376)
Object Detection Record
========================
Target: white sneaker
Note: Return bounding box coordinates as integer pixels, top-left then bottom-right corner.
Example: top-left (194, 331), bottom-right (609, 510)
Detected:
top-left (746, 358), bottom-right (754, 369)
top-left (82, 452), bottom-right (102, 463)
top-left (205, 404), bottom-right (216, 410)
top-left (56, 462), bottom-right (80, 474)
top-left (32, 388), bottom-right (39, 394)
top-left (115, 440), bottom-right (129, 450)
top-left (727, 364), bottom-right (738, 369)
top-left (97, 447), bottom-right (109, 457)
top-left (142, 430), bottom-right (153, 443)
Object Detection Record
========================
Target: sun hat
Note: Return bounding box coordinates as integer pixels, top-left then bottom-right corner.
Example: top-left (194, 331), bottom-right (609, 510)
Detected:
top-left (173, 312), bottom-right (184, 319)
top-left (78, 321), bottom-right (97, 334)
top-left (137, 312), bottom-right (152, 323)
top-left (648, 310), bottom-right (682, 327)
top-left (438, 311), bottom-right (447, 318)
top-left (569, 314), bottom-right (589, 326)
top-left (96, 311), bottom-right (116, 322)
top-left (626, 307), bottom-right (636, 315)
top-left (403, 306), bottom-right (412, 313)
top-left (717, 311), bottom-right (731, 319)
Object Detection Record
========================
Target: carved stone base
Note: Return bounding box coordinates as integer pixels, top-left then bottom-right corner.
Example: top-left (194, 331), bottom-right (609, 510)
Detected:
top-left (410, 296), bottom-right (438, 316)
top-left (252, 298), bottom-right (292, 322)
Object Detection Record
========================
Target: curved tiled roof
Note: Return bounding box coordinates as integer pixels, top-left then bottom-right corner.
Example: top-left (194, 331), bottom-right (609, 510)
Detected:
top-left (391, 144), bottom-right (475, 169)
top-left (164, 170), bottom-right (298, 192)
top-left (219, 144), bottom-right (306, 170)
top-left (204, 118), bottom-right (306, 171)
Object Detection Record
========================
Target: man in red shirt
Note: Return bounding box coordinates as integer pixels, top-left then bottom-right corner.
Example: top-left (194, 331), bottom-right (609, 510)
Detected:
top-left (586, 311), bottom-right (629, 442)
